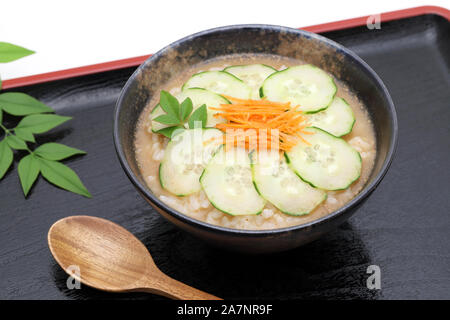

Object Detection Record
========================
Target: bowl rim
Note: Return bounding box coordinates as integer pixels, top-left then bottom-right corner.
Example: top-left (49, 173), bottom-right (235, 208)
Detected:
top-left (113, 24), bottom-right (398, 236)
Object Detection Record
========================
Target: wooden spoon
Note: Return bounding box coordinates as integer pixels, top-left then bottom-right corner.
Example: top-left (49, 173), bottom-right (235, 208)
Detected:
top-left (48, 215), bottom-right (221, 300)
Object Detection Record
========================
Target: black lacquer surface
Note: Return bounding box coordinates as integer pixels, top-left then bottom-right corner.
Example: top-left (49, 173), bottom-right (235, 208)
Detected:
top-left (0, 14), bottom-right (449, 299)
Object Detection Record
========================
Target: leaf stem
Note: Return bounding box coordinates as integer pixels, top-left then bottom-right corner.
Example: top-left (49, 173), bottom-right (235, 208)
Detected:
top-left (0, 123), bottom-right (33, 154)
top-left (0, 122), bottom-right (11, 134)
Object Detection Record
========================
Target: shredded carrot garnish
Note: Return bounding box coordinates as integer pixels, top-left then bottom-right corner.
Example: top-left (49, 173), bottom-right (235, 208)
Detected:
top-left (211, 96), bottom-right (312, 152)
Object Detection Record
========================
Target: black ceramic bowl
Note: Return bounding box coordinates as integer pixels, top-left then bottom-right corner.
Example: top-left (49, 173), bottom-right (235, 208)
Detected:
top-left (114, 25), bottom-right (398, 254)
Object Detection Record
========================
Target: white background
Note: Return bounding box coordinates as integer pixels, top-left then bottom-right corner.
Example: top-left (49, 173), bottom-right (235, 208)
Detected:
top-left (0, 0), bottom-right (447, 80)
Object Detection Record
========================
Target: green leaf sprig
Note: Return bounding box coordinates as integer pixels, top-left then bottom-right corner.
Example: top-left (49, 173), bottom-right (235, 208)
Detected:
top-left (0, 43), bottom-right (91, 198)
top-left (0, 42), bottom-right (34, 63)
top-left (153, 90), bottom-right (208, 138)
top-left (0, 43), bottom-right (35, 90)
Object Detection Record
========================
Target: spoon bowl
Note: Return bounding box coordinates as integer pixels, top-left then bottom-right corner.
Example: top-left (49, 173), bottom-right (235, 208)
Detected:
top-left (48, 215), bottom-right (220, 299)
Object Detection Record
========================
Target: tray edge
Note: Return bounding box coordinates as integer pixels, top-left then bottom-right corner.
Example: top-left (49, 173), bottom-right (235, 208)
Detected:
top-left (2, 5), bottom-right (449, 90)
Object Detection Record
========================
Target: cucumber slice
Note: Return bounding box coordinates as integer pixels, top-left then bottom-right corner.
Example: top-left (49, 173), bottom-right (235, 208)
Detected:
top-left (224, 64), bottom-right (276, 99)
top-left (200, 147), bottom-right (265, 216)
top-left (150, 103), bottom-right (166, 132)
top-left (159, 128), bottom-right (223, 196)
top-left (285, 127), bottom-right (361, 190)
top-left (306, 97), bottom-right (355, 137)
top-left (150, 88), bottom-right (229, 132)
top-left (261, 64), bottom-right (337, 113)
top-left (178, 88), bottom-right (229, 128)
top-left (252, 150), bottom-right (326, 215)
top-left (182, 71), bottom-right (252, 99)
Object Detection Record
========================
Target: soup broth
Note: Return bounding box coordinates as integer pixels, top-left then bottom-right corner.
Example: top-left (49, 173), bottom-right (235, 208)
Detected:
top-left (135, 54), bottom-right (376, 230)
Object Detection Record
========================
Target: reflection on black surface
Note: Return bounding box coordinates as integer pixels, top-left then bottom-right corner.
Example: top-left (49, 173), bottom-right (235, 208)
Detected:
top-left (35, 128), bottom-right (74, 145)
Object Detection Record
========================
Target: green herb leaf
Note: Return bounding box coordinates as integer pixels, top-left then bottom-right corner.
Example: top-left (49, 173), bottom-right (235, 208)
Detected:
top-left (18, 154), bottom-right (40, 196)
top-left (0, 109), bottom-right (2, 123)
top-left (188, 104), bottom-right (207, 129)
top-left (153, 114), bottom-right (181, 126)
top-left (5, 135), bottom-right (28, 150)
top-left (180, 98), bottom-right (193, 121)
top-left (0, 93), bottom-right (53, 116)
top-left (159, 90), bottom-right (180, 119)
top-left (38, 158), bottom-right (91, 198)
top-left (34, 143), bottom-right (86, 161)
top-left (15, 114), bottom-right (71, 134)
top-left (156, 126), bottom-right (185, 139)
top-left (0, 140), bottom-right (13, 179)
top-left (0, 42), bottom-right (35, 63)
top-left (14, 128), bottom-right (35, 142)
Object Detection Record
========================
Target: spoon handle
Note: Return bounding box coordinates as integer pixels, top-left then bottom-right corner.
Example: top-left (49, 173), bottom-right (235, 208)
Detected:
top-left (140, 273), bottom-right (222, 300)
